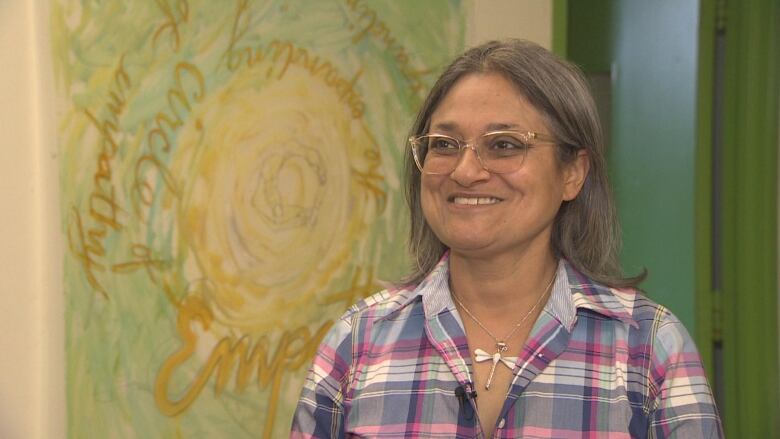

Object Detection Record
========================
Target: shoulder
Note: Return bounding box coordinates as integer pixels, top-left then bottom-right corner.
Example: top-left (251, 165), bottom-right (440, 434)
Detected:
top-left (556, 264), bottom-right (719, 429)
top-left (610, 287), bottom-right (692, 352)
top-left (565, 263), bottom-right (693, 352)
top-left (564, 261), bottom-right (677, 329)
top-left (604, 285), bottom-right (705, 402)
top-left (603, 284), bottom-right (693, 353)
top-left (617, 288), bottom-right (676, 325)
top-left (305, 284), bottom-right (420, 382)
top-left (321, 283), bottom-right (423, 350)
top-left (338, 282), bottom-right (422, 326)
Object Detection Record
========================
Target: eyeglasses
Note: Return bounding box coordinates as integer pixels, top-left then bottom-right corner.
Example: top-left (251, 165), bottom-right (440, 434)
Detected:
top-left (409, 130), bottom-right (557, 175)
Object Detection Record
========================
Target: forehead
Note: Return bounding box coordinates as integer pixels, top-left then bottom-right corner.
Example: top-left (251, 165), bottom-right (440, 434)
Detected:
top-left (429, 72), bottom-right (547, 134)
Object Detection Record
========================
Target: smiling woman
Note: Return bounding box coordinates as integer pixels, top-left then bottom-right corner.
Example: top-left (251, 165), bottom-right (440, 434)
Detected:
top-left (292, 39), bottom-right (723, 438)
top-left (417, 72), bottom-right (588, 277)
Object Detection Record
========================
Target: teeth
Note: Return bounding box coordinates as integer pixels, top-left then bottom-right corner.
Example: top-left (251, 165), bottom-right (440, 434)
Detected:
top-left (453, 197), bottom-right (500, 205)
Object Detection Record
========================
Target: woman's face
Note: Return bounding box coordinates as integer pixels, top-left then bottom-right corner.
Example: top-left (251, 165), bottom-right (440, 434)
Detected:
top-left (420, 72), bottom-right (588, 260)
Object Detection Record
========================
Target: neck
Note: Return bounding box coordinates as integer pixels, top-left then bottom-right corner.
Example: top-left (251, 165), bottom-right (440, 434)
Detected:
top-left (448, 245), bottom-right (558, 315)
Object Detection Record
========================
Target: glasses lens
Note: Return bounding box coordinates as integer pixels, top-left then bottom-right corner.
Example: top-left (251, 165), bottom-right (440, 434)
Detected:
top-left (476, 132), bottom-right (531, 173)
top-left (413, 135), bottom-right (460, 174)
top-left (411, 132), bottom-right (535, 174)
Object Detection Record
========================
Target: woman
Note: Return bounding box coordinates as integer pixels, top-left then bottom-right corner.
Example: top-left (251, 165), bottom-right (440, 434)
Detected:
top-left (292, 39), bottom-right (722, 438)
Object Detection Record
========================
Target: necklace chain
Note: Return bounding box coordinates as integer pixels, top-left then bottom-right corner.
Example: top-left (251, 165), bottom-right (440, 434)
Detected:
top-left (451, 272), bottom-right (555, 348)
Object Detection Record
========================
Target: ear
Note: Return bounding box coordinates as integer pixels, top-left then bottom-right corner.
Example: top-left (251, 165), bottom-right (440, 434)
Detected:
top-left (562, 150), bottom-right (589, 201)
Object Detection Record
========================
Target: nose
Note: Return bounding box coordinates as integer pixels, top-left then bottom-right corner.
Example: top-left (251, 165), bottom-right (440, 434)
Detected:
top-left (449, 145), bottom-right (490, 186)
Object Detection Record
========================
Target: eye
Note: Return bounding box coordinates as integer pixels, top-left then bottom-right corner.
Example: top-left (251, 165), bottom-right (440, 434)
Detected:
top-left (486, 136), bottom-right (530, 155)
top-left (427, 136), bottom-right (460, 154)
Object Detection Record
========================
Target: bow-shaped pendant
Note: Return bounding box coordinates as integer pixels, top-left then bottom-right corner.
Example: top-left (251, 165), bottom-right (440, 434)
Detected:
top-left (474, 348), bottom-right (517, 390)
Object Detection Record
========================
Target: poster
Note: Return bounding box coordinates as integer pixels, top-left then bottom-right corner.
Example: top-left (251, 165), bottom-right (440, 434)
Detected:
top-left (54, 0), bottom-right (466, 436)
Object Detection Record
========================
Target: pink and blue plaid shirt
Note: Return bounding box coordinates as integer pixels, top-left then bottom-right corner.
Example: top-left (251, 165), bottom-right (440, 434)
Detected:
top-left (292, 255), bottom-right (722, 438)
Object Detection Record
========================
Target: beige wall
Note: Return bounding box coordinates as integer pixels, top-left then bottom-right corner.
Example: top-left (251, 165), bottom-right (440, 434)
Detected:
top-left (0, 2), bottom-right (552, 438)
top-left (0, 2), bottom-right (63, 439)
top-left (469, 0), bottom-right (553, 48)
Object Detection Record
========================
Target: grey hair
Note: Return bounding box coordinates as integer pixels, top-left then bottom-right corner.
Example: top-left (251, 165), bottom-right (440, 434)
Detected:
top-left (403, 39), bottom-right (645, 288)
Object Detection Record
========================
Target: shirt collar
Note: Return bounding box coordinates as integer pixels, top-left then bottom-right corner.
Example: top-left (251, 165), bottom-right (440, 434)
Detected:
top-left (395, 252), bottom-right (638, 329)
top-left (555, 260), bottom-right (639, 330)
top-left (392, 251), bottom-right (453, 319)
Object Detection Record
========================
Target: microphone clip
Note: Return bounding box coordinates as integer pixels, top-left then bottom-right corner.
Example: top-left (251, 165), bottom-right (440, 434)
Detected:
top-left (454, 384), bottom-right (478, 420)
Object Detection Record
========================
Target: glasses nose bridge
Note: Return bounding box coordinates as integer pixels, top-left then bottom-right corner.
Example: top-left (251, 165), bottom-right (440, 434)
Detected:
top-left (456, 137), bottom-right (489, 171)
top-left (459, 135), bottom-right (483, 153)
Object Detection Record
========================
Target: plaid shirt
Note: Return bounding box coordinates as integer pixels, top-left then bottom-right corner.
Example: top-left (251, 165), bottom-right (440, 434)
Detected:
top-left (292, 255), bottom-right (722, 438)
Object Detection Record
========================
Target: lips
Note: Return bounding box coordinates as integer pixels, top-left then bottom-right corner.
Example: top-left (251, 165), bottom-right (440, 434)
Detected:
top-left (450, 196), bottom-right (502, 205)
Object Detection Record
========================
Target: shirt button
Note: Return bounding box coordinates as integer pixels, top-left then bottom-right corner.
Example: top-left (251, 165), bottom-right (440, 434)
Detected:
top-left (498, 418), bottom-right (506, 429)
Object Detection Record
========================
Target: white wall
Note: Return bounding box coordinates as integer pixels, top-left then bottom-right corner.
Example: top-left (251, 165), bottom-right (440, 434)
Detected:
top-left (0, 2), bottom-right (63, 439)
top-left (0, 2), bottom-right (552, 438)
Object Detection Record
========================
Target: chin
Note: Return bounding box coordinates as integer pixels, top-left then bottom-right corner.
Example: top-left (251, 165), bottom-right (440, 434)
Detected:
top-left (440, 237), bottom-right (494, 254)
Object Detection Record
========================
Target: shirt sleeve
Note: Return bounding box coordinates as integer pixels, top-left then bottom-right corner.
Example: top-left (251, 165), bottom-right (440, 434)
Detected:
top-left (290, 315), bottom-right (354, 439)
top-left (649, 316), bottom-right (724, 438)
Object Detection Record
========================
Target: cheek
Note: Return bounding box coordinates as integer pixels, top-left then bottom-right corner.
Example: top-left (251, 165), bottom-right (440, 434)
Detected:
top-left (509, 166), bottom-right (565, 209)
top-left (419, 177), bottom-right (439, 221)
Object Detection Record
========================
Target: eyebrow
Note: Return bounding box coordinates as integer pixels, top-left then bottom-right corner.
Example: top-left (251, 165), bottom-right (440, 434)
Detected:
top-left (429, 121), bottom-right (524, 133)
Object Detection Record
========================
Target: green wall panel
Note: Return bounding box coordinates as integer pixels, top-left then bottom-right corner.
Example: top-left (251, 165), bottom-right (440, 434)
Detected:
top-left (567, 0), bottom-right (612, 73)
top-left (610, 2), bottom-right (700, 329)
top-left (719, 0), bottom-right (780, 435)
top-left (569, 1), bottom-right (700, 329)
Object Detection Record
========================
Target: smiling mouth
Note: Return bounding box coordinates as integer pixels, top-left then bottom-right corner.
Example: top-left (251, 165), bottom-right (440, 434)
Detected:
top-left (451, 196), bottom-right (502, 205)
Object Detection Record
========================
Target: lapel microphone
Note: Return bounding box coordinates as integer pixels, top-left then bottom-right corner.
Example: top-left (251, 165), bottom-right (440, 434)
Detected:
top-left (454, 384), bottom-right (478, 421)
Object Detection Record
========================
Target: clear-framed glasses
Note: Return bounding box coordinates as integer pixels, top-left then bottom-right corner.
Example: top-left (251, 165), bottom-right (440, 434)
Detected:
top-left (409, 130), bottom-right (558, 175)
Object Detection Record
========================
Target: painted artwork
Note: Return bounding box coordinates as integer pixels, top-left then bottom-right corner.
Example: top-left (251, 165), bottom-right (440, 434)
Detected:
top-left (54, 1), bottom-right (466, 437)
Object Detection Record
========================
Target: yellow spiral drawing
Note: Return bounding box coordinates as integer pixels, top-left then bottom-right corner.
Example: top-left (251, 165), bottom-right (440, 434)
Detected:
top-left (170, 63), bottom-right (383, 334)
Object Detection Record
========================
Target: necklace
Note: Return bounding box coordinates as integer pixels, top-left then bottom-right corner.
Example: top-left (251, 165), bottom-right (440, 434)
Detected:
top-left (451, 272), bottom-right (555, 390)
